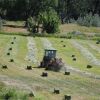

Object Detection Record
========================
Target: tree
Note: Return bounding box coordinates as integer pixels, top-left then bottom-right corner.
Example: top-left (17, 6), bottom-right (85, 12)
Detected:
top-left (26, 17), bottom-right (37, 33)
top-left (39, 8), bottom-right (60, 33)
top-left (26, 8), bottom-right (60, 34)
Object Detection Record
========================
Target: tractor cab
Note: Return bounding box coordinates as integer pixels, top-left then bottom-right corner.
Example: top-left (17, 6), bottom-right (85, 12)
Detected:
top-left (44, 49), bottom-right (57, 59)
top-left (40, 49), bottom-right (57, 67)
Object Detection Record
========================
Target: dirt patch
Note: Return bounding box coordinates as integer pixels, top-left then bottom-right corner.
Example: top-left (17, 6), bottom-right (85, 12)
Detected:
top-left (2, 26), bottom-right (28, 33)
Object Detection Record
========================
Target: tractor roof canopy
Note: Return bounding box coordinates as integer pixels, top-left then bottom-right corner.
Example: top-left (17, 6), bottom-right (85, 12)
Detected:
top-left (44, 49), bottom-right (57, 58)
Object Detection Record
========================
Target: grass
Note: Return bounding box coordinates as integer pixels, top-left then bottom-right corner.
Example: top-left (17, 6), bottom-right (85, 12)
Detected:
top-left (0, 87), bottom-right (29, 100)
top-left (0, 34), bottom-right (100, 100)
top-left (0, 82), bottom-right (5, 90)
top-left (15, 36), bottom-right (29, 65)
top-left (34, 37), bottom-right (44, 66)
top-left (77, 40), bottom-right (100, 59)
top-left (60, 23), bottom-right (100, 34)
top-left (4, 20), bottom-right (25, 27)
top-left (49, 38), bottom-right (100, 75)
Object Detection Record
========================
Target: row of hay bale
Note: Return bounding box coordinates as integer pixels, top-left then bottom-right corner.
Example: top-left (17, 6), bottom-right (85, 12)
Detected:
top-left (61, 41), bottom-right (76, 62)
top-left (28, 86), bottom-right (71, 100)
top-left (7, 37), bottom-right (16, 62)
top-left (61, 40), bottom-right (93, 69)
top-left (26, 65), bottom-right (71, 76)
top-left (1, 37), bottom-right (16, 69)
top-left (61, 40), bottom-right (66, 48)
top-left (29, 87), bottom-right (71, 100)
top-left (54, 88), bottom-right (71, 100)
top-left (71, 54), bottom-right (93, 68)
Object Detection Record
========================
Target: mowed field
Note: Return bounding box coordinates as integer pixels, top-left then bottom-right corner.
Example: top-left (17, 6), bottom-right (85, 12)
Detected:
top-left (0, 34), bottom-right (100, 100)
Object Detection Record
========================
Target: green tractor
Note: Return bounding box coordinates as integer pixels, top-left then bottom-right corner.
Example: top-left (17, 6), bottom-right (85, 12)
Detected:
top-left (40, 49), bottom-right (64, 72)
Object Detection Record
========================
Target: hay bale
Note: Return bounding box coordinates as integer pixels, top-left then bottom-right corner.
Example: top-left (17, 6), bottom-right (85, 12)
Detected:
top-left (13, 37), bottom-right (16, 39)
top-left (72, 55), bottom-right (75, 57)
top-left (42, 72), bottom-right (48, 77)
top-left (87, 65), bottom-right (92, 68)
top-left (64, 95), bottom-right (71, 100)
top-left (2, 65), bottom-right (8, 69)
top-left (11, 42), bottom-right (14, 44)
top-left (61, 40), bottom-right (63, 42)
top-left (29, 91), bottom-right (35, 97)
top-left (7, 53), bottom-right (10, 55)
top-left (9, 48), bottom-right (12, 50)
top-left (10, 59), bottom-right (14, 62)
top-left (54, 88), bottom-right (60, 94)
top-left (27, 66), bottom-right (32, 70)
top-left (63, 45), bottom-right (66, 47)
top-left (65, 72), bottom-right (70, 75)
top-left (73, 58), bottom-right (76, 61)
top-left (96, 41), bottom-right (100, 44)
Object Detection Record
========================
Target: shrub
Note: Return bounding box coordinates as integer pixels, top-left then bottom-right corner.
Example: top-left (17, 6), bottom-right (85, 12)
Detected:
top-left (0, 17), bottom-right (2, 30)
top-left (92, 14), bottom-right (100, 27)
top-left (77, 13), bottom-right (100, 27)
top-left (0, 82), bottom-right (5, 90)
top-left (69, 18), bottom-right (76, 23)
top-left (0, 88), bottom-right (28, 100)
top-left (26, 17), bottom-right (37, 33)
top-left (39, 8), bottom-right (60, 33)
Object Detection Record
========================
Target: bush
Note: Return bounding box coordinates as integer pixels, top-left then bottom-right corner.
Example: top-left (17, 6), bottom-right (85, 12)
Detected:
top-left (26, 17), bottom-right (37, 33)
top-left (0, 82), bottom-right (5, 90)
top-left (0, 17), bottom-right (2, 30)
top-left (92, 14), bottom-right (100, 27)
top-left (39, 8), bottom-right (60, 33)
top-left (69, 18), bottom-right (76, 23)
top-left (0, 88), bottom-right (28, 100)
top-left (77, 13), bottom-right (100, 27)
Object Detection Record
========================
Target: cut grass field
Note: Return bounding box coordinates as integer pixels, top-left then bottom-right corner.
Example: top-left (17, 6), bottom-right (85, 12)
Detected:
top-left (60, 24), bottom-right (100, 34)
top-left (49, 38), bottom-right (100, 75)
top-left (0, 34), bottom-right (100, 100)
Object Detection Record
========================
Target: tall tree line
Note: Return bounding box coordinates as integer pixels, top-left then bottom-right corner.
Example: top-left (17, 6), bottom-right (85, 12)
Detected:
top-left (0, 0), bottom-right (100, 21)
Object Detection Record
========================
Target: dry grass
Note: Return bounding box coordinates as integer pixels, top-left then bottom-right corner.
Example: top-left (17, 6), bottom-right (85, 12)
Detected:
top-left (0, 34), bottom-right (100, 100)
top-left (60, 24), bottom-right (100, 34)
top-left (2, 26), bottom-right (28, 33)
top-left (5, 21), bottom-right (25, 27)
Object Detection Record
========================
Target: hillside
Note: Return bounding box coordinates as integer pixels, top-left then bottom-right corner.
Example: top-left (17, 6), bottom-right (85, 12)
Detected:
top-left (0, 32), bottom-right (100, 100)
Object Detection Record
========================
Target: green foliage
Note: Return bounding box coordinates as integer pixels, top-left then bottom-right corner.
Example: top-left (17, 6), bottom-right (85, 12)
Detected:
top-left (0, 88), bottom-right (28, 100)
top-left (0, 82), bottom-right (5, 90)
top-left (0, 18), bottom-right (2, 30)
top-left (26, 8), bottom-right (60, 34)
top-left (39, 8), bottom-right (60, 33)
top-left (92, 14), bottom-right (100, 27)
top-left (77, 13), bottom-right (100, 27)
top-left (0, 0), bottom-right (100, 22)
top-left (26, 17), bottom-right (37, 33)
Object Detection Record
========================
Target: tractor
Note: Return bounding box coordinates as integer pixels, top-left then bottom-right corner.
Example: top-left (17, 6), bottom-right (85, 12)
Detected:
top-left (40, 49), bottom-right (64, 72)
